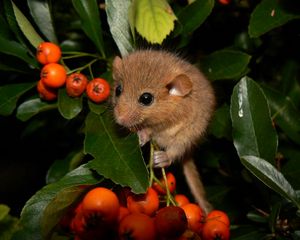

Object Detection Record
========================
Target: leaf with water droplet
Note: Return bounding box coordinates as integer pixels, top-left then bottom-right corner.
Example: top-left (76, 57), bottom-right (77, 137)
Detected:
top-left (230, 77), bottom-right (278, 164)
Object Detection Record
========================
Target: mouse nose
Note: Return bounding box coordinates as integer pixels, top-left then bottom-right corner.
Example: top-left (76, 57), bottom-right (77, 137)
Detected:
top-left (116, 115), bottom-right (127, 126)
top-left (114, 106), bottom-right (140, 128)
top-left (114, 107), bottom-right (130, 127)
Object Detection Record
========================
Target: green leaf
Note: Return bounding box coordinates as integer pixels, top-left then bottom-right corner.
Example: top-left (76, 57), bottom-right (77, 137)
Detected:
top-left (261, 85), bottom-right (300, 145)
top-left (57, 88), bottom-right (83, 120)
top-left (0, 205), bottom-right (20, 239)
top-left (14, 165), bottom-right (102, 240)
top-left (88, 100), bottom-right (108, 115)
top-left (0, 62), bottom-right (30, 74)
top-left (249, 0), bottom-right (300, 38)
top-left (269, 202), bottom-right (281, 233)
top-left (46, 159), bottom-right (72, 185)
top-left (177, 0), bottom-right (214, 35)
top-left (233, 31), bottom-right (262, 53)
top-left (84, 111), bottom-right (149, 194)
top-left (106, 0), bottom-right (134, 56)
top-left (0, 83), bottom-right (36, 116)
top-left (0, 215), bottom-right (20, 240)
top-left (240, 155), bottom-right (300, 209)
top-left (16, 98), bottom-right (57, 121)
top-left (279, 60), bottom-right (299, 96)
top-left (130, 0), bottom-right (177, 44)
top-left (0, 205), bottom-right (10, 221)
top-left (230, 77), bottom-right (278, 163)
top-left (72, 0), bottom-right (106, 57)
top-left (11, 1), bottom-right (44, 48)
top-left (231, 225), bottom-right (267, 240)
top-left (3, 0), bottom-right (30, 49)
top-left (206, 185), bottom-right (232, 204)
top-left (46, 151), bottom-right (86, 184)
top-left (0, 36), bottom-right (38, 67)
top-left (209, 103), bottom-right (232, 140)
top-left (41, 186), bottom-right (84, 239)
top-left (247, 211), bottom-right (268, 223)
top-left (200, 49), bottom-right (251, 81)
top-left (0, 14), bottom-right (13, 39)
top-left (27, 0), bottom-right (58, 43)
top-left (287, 81), bottom-right (300, 108)
top-left (280, 146), bottom-right (300, 189)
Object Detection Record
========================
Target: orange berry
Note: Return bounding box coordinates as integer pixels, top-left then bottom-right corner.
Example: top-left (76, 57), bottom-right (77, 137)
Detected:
top-left (36, 42), bottom-right (61, 65)
top-left (37, 79), bottom-right (57, 101)
top-left (206, 210), bottom-right (230, 227)
top-left (152, 172), bottom-right (176, 195)
top-left (175, 194), bottom-right (190, 207)
top-left (118, 206), bottom-right (130, 223)
top-left (202, 220), bottom-right (230, 240)
top-left (66, 72), bottom-right (88, 97)
top-left (81, 187), bottom-right (120, 224)
top-left (218, 0), bottom-right (231, 5)
top-left (181, 203), bottom-right (205, 235)
top-left (118, 213), bottom-right (157, 240)
top-left (127, 187), bottom-right (159, 217)
top-left (86, 78), bottom-right (110, 103)
top-left (41, 63), bottom-right (66, 88)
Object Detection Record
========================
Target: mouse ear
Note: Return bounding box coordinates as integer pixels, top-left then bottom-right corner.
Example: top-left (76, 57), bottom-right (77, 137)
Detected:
top-left (167, 74), bottom-right (193, 97)
top-left (112, 56), bottom-right (123, 71)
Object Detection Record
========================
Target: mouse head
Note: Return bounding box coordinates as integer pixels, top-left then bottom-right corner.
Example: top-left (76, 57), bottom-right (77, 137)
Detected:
top-left (112, 51), bottom-right (193, 131)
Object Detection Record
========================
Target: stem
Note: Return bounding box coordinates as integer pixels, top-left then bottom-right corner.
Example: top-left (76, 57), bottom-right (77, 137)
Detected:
top-left (67, 59), bottom-right (98, 75)
top-left (161, 168), bottom-right (176, 206)
top-left (161, 168), bottom-right (171, 206)
top-left (89, 62), bottom-right (94, 79)
top-left (149, 141), bottom-right (176, 206)
top-left (62, 51), bottom-right (100, 58)
top-left (271, 105), bottom-right (287, 120)
top-left (59, 58), bottom-right (70, 72)
top-left (149, 142), bottom-right (155, 187)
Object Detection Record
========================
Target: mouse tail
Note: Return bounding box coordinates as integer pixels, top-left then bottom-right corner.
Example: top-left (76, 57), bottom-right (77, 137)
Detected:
top-left (182, 158), bottom-right (213, 215)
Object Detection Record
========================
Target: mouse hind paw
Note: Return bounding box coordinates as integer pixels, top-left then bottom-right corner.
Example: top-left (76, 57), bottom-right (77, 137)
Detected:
top-left (153, 150), bottom-right (171, 168)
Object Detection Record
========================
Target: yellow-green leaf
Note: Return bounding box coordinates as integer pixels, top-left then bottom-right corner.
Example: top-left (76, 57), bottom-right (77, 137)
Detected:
top-left (130, 0), bottom-right (177, 44)
top-left (0, 204), bottom-right (10, 221)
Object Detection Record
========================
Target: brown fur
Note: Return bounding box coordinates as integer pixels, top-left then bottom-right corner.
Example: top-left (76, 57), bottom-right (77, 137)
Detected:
top-left (112, 50), bottom-right (216, 214)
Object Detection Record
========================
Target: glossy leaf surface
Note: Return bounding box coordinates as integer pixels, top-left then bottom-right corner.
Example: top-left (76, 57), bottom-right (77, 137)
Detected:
top-left (201, 50), bottom-right (251, 81)
top-left (0, 82), bottom-right (36, 116)
top-left (106, 0), bottom-right (134, 56)
top-left (27, 0), bottom-right (58, 43)
top-left (249, 0), bottom-right (300, 38)
top-left (16, 98), bottom-right (57, 121)
top-left (262, 85), bottom-right (300, 145)
top-left (241, 155), bottom-right (300, 209)
top-left (177, 0), bottom-right (214, 35)
top-left (58, 88), bottom-right (83, 120)
top-left (84, 111), bottom-right (149, 194)
top-left (14, 165), bottom-right (102, 240)
top-left (72, 0), bottom-right (106, 57)
top-left (11, 1), bottom-right (44, 48)
top-left (230, 77), bottom-right (278, 163)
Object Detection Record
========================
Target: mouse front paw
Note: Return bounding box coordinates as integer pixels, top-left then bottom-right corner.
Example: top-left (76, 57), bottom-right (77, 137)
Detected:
top-left (137, 129), bottom-right (151, 146)
top-left (153, 151), bottom-right (171, 168)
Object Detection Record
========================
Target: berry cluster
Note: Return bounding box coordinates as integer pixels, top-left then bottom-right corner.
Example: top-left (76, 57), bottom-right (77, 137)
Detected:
top-left (59, 172), bottom-right (230, 240)
top-left (35, 42), bottom-right (110, 103)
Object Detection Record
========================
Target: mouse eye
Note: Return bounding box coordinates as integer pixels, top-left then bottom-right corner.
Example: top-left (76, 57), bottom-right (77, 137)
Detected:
top-left (138, 92), bottom-right (154, 106)
top-left (115, 84), bottom-right (122, 97)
